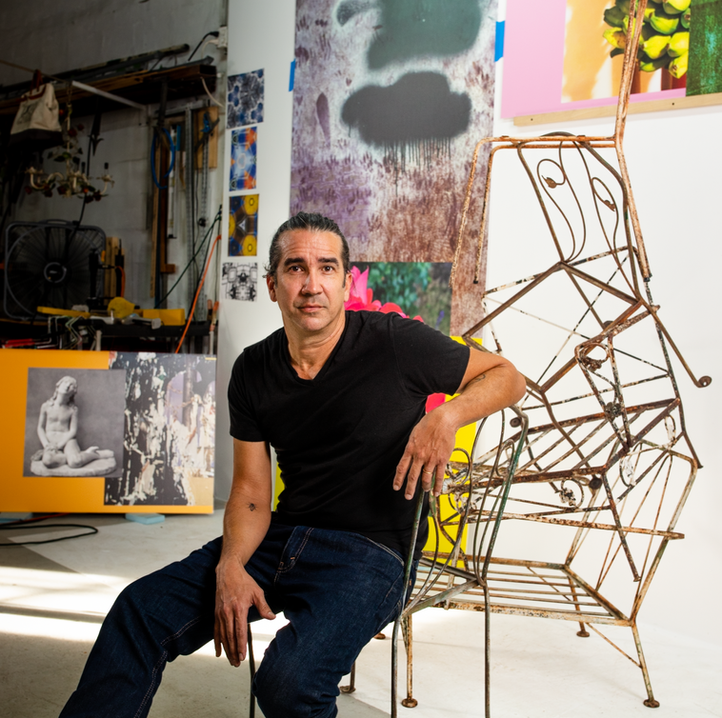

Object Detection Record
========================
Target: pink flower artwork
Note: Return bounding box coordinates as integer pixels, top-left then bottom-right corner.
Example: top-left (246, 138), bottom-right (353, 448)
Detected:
top-left (345, 265), bottom-right (445, 413)
top-left (345, 266), bottom-right (421, 319)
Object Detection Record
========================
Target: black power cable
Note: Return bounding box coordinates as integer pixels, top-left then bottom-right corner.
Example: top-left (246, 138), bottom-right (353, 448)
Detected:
top-left (0, 514), bottom-right (99, 546)
top-left (187, 31), bottom-right (219, 62)
top-left (154, 204), bottom-right (221, 309)
top-left (186, 206), bottom-right (222, 320)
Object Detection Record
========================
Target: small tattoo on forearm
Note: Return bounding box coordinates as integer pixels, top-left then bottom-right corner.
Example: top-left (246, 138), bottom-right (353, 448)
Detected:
top-left (469, 373), bottom-right (487, 386)
top-left (247, 503), bottom-right (256, 511)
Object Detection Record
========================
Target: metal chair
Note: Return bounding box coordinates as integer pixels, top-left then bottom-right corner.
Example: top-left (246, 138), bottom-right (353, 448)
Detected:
top-left (391, 404), bottom-right (529, 717)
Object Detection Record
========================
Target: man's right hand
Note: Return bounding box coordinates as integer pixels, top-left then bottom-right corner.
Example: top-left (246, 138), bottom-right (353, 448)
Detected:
top-left (214, 555), bottom-right (275, 667)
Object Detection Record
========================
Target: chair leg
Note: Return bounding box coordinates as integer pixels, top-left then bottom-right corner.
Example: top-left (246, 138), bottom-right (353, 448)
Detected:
top-left (484, 587), bottom-right (491, 718)
top-left (567, 577), bottom-right (590, 638)
top-left (392, 488), bottom-right (426, 715)
top-left (247, 625), bottom-right (256, 718)
top-left (391, 612), bottom-right (417, 716)
top-left (391, 614), bottom-right (401, 718)
top-left (401, 614), bottom-right (418, 708)
top-left (340, 662), bottom-right (356, 694)
top-left (340, 631), bottom-right (385, 695)
top-left (631, 622), bottom-right (660, 708)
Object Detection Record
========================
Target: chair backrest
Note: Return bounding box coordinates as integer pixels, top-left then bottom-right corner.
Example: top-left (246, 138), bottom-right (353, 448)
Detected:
top-left (404, 404), bottom-right (529, 614)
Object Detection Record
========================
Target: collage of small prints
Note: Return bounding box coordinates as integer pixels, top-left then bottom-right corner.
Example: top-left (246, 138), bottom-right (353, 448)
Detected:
top-left (224, 68), bottom-right (264, 303)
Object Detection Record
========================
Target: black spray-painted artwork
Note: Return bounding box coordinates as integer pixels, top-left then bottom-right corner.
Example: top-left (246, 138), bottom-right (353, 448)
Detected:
top-left (105, 353), bottom-right (216, 507)
top-left (291, 0), bottom-right (498, 333)
top-left (222, 262), bottom-right (258, 301)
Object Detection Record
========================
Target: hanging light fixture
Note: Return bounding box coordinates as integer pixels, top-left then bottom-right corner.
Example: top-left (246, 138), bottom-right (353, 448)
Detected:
top-left (25, 102), bottom-right (114, 202)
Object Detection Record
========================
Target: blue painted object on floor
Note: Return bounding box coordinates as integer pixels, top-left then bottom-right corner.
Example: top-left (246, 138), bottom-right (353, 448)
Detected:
top-left (125, 513), bottom-right (165, 525)
top-left (0, 512), bottom-right (33, 523)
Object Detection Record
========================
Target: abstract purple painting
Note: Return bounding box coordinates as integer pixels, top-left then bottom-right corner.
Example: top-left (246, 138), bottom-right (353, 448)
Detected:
top-left (290, 0), bottom-right (498, 332)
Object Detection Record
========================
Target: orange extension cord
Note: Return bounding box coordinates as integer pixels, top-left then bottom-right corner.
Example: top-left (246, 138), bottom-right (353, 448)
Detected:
top-left (174, 233), bottom-right (221, 353)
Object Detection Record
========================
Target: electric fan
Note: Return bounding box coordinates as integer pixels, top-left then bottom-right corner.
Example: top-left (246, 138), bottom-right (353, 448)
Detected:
top-left (4, 219), bottom-right (105, 320)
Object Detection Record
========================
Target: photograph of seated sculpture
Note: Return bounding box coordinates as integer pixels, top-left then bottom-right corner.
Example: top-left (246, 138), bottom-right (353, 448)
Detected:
top-left (24, 368), bottom-right (124, 478)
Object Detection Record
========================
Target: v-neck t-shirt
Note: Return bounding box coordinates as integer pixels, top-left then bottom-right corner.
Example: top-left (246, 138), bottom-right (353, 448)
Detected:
top-left (228, 310), bottom-right (469, 558)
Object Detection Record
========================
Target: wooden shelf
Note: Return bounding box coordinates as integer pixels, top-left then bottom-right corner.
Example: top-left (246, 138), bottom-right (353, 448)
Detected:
top-left (0, 62), bottom-right (217, 120)
top-left (0, 316), bottom-right (213, 353)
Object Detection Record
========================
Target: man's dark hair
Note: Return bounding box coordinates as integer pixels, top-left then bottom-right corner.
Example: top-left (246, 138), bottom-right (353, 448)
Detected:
top-left (265, 212), bottom-right (350, 278)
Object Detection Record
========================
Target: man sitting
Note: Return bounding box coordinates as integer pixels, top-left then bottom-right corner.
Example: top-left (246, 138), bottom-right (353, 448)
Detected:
top-left (59, 211), bottom-right (525, 718)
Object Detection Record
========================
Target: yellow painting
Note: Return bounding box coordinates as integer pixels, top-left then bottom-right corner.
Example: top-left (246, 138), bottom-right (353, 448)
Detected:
top-left (563, 0), bottom-right (687, 103)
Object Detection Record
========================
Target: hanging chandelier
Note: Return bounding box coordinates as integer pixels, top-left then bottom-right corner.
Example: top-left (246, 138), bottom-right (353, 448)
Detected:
top-left (26, 108), bottom-right (114, 202)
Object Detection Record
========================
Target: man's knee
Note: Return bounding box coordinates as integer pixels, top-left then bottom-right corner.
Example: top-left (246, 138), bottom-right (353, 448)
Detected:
top-left (253, 656), bottom-right (338, 718)
top-left (105, 575), bottom-right (156, 630)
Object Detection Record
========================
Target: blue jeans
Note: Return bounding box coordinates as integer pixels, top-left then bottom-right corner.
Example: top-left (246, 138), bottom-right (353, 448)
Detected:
top-left (59, 522), bottom-right (409, 718)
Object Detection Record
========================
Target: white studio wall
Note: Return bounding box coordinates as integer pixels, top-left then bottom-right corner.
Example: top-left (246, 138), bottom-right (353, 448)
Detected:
top-left (215, 0), bottom-right (296, 500)
top-left (0, 0), bottom-right (228, 308)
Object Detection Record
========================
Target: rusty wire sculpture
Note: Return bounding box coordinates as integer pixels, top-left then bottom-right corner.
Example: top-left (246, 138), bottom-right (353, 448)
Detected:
top-left (395, 0), bottom-right (710, 714)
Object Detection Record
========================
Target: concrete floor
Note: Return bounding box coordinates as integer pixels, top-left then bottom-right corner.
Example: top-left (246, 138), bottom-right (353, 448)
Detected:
top-left (1, 509), bottom-right (720, 718)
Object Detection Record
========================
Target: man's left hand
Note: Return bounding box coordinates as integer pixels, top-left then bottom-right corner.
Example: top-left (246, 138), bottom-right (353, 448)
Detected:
top-left (392, 349), bottom-right (526, 500)
top-left (392, 408), bottom-right (455, 499)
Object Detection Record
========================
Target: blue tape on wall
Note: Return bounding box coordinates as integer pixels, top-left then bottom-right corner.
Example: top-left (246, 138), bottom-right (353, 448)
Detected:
top-left (495, 21), bottom-right (505, 61)
top-left (289, 59), bottom-right (296, 91)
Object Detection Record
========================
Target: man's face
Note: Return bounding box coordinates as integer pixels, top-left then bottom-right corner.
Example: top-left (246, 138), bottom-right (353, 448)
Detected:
top-left (266, 229), bottom-right (351, 337)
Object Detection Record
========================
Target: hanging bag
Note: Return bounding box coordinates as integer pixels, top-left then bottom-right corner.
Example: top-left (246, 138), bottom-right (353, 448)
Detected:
top-left (9, 82), bottom-right (63, 148)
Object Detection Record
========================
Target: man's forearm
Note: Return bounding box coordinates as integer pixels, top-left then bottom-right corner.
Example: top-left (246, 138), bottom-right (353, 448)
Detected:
top-left (214, 439), bottom-right (276, 666)
top-left (219, 488), bottom-right (272, 567)
top-left (394, 352), bottom-right (526, 498)
top-left (436, 361), bottom-right (526, 431)
top-left (220, 438), bottom-right (274, 566)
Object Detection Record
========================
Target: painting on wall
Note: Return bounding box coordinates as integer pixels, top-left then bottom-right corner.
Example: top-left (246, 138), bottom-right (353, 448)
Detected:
top-left (0, 350), bottom-right (214, 514)
top-left (222, 262), bottom-right (258, 301)
top-left (227, 69), bottom-right (265, 129)
top-left (503, 0), bottom-right (722, 119)
top-left (290, 0), bottom-right (500, 334)
top-left (106, 353), bottom-right (216, 509)
top-left (563, 0), bottom-right (690, 103)
top-left (346, 261), bottom-right (452, 335)
top-left (228, 194), bottom-right (259, 256)
top-left (230, 127), bottom-right (258, 191)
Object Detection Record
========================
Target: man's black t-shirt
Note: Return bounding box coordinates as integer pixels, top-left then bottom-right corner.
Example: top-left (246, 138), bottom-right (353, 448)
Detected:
top-left (228, 310), bottom-right (469, 558)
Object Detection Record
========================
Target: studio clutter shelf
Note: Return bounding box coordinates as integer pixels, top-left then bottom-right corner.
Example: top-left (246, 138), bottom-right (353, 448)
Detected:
top-left (0, 61), bottom-right (217, 120)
